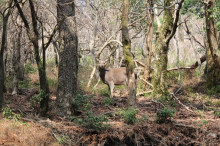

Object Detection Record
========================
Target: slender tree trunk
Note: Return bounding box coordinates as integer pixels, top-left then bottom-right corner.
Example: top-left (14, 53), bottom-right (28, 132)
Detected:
top-left (204, 0), bottom-right (220, 87)
top-left (57, 0), bottom-right (78, 117)
top-left (144, 0), bottom-right (154, 82)
top-left (29, 0), bottom-right (50, 115)
top-left (0, 0), bottom-right (12, 109)
top-left (122, 0), bottom-right (136, 106)
top-left (87, 13), bottom-right (98, 88)
top-left (12, 25), bottom-right (22, 95)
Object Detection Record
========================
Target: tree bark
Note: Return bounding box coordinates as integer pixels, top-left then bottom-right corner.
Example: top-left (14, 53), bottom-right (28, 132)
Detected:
top-left (12, 25), bottom-right (22, 95)
top-left (152, 0), bottom-right (184, 97)
top-left (57, 0), bottom-right (78, 117)
top-left (0, 0), bottom-right (13, 109)
top-left (144, 0), bottom-right (154, 82)
top-left (122, 0), bottom-right (136, 106)
top-left (204, 0), bottom-right (220, 87)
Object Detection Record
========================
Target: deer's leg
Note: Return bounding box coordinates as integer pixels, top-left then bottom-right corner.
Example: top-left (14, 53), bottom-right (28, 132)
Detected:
top-left (108, 82), bottom-right (114, 98)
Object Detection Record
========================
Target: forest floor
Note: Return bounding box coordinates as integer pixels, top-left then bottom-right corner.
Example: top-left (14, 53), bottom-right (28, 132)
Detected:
top-left (0, 67), bottom-right (219, 145)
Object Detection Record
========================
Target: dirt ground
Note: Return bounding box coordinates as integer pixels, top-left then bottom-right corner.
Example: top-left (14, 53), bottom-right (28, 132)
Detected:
top-left (0, 75), bottom-right (219, 145)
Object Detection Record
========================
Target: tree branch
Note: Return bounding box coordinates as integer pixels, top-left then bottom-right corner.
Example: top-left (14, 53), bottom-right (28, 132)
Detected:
top-left (96, 37), bottom-right (123, 59)
top-left (184, 21), bottom-right (206, 50)
top-left (14, 0), bottom-right (30, 30)
top-left (44, 18), bottom-right (64, 50)
top-left (166, 0), bottom-right (184, 44)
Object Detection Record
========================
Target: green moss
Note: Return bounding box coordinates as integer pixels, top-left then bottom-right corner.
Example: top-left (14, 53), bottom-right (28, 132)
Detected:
top-left (123, 45), bottom-right (134, 71)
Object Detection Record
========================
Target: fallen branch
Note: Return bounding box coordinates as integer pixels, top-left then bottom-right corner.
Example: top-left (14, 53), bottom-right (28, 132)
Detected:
top-left (135, 60), bottom-right (145, 67)
top-left (168, 55), bottom-right (206, 71)
top-left (150, 99), bottom-right (165, 108)
top-left (140, 77), bottom-right (153, 87)
top-left (167, 67), bottom-right (195, 71)
top-left (171, 93), bottom-right (194, 113)
top-left (136, 90), bottom-right (153, 96)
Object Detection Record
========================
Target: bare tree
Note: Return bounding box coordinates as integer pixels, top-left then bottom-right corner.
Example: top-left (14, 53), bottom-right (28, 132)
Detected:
top-left (0, 0), bottom-right (13, 109)
top-left (15, 0), bottom-right (58, 115)
top-left (12, 12), bottom-right (23, 95)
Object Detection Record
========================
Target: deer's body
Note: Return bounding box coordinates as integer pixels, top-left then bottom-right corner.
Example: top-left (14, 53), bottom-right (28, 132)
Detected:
top-left (98, 66), bottom-right (127, 98)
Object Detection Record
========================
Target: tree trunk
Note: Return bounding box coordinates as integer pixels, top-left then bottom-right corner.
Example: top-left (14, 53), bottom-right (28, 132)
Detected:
top-left (0, 0), bottom-right (12, 109)
top-left (29, 0), bottom-right (50, 116)
top-left (122, 0), bottom-right (136, 107)
top-left (204, 0), bottom-right (220, 87)
top-left (57, 0), bottom-right (78, 117)
top-left (15, 0), bottom-right (50, 115)
top-left (152, 0), bottom-right (184, 96)
top-left (12, 25), bottom-right (22, 95)
top-left (144, 0), bottom-right (154, 82)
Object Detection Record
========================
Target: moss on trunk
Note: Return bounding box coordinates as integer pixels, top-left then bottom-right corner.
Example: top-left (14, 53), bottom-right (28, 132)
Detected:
top-left (122, 0), bottom-right (136, 106)
top-left (144, 0), bottom-right (154, 82)
top-left (152, 0), bottom-right (174, 97)
top-left (205, 0), bottom-right (220, 87)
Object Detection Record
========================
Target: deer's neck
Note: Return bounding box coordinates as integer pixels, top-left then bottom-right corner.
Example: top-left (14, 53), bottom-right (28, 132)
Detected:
top-left (99, 67), bottom-right (107, 83)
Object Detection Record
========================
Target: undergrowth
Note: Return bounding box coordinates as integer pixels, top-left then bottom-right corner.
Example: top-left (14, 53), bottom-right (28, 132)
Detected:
top-left (25, 63), bottom-right (37, 74)
top-left (156, 107), bottom-right (176, 123)
top-left (116, 108), bottom-right (138, 125)
top-left (2, 107), bottom-right (20, 121)
top-left (71, 94), bottom-right (109, 131)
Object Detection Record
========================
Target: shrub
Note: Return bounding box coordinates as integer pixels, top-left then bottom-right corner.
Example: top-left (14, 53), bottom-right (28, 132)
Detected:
top-left (25, 63), bottom-right (37, 74)
top-left (83, 112), bottom-right (109, 131)
top-left (71, 112), bottom-right (109, 131)
top-left (19, 78), bottom-right (31, 89)
top-left (117, 108), bottom-right (138, 125)
top-left (72, 94), bottom-right (92, 113)
top-left (156, 107), bottom-right (176, 123)
top-left (2, 107), bottom-right (20, 121)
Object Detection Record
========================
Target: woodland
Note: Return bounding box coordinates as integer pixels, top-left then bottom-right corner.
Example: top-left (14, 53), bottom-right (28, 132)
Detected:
top-left (0, 0), bottom-right (219, 145)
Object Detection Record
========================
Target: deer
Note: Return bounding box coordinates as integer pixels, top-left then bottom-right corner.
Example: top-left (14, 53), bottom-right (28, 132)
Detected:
top-left (97, 59), bottom-right (137, 98)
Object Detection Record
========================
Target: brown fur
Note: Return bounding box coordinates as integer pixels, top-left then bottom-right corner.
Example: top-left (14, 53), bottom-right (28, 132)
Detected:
top-left (99, 66), bottom-right (127, 98)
